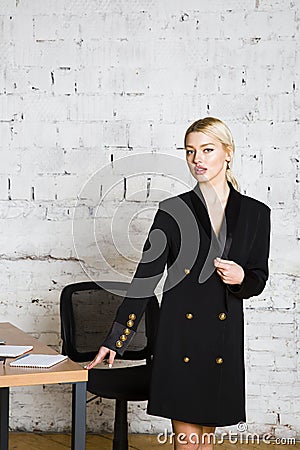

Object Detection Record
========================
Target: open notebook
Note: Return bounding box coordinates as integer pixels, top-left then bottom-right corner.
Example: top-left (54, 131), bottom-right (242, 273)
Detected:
top-left (10, 354), bottom-right (68, 368)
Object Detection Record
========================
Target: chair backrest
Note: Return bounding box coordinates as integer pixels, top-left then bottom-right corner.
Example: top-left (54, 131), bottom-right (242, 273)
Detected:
top-left (60, 280), bottom-right (160, 363)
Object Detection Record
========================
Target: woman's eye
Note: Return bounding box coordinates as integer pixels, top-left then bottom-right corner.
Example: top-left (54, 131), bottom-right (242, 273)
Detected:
top-left (204, 148), bottom-right (214, 152)
top-left (186, 150), bottom-right (194, 155)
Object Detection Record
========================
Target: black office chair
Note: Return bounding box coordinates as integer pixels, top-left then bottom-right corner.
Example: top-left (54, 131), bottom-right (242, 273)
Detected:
top-left (60, 281), bottom-right (160, 450)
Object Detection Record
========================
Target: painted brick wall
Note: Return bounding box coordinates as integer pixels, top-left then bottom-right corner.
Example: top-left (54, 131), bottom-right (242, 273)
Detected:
top-left (0, 0), bottom-right (299, 439)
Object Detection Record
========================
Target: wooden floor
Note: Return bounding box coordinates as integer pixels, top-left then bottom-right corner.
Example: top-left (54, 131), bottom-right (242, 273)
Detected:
top-left (8, 433), bottom-right (300, 449)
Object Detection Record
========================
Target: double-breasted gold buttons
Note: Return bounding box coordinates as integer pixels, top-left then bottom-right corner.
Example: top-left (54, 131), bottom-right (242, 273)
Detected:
top-left (127, 320), bottom-right (134, 327)
top-left (184, 268), bottom-right (190, 275)
top-left (123, 328), bottom-right (131, 335)
top-left (216, 357), bottom-right (223, 364)
top-left (183, 356), bottom-right (190, 363)
top-left (120, 334), bottom-right (127, 341)
top-left (218, 312), bottom-right (227, 321)
top-left (129, 313), bottom-right (136, 320)
top-left (115, 340), bottom-right (123, 348)
top-left (185, 313), bottom-right (193, 319)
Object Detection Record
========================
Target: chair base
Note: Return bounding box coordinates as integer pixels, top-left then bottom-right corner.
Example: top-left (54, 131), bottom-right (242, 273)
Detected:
top-left (113, 398), bottom-right (128, 450)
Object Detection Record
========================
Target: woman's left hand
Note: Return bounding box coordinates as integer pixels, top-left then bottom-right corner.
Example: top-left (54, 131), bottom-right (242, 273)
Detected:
top-left (214, 257), bottom-right (245, 285)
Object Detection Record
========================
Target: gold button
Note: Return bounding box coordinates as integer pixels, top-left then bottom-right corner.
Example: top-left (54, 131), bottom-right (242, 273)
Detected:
top-left (123, 328), bottom-right (131, 335)
top-left (127, 320), bottom-right (134, 327)
top-left (216, 357), bottom-right (223, 364)
top-left (184, 268), bottom-right (190, 275)
top-left (120, 334), bottom-right (127, 341)
top-left (186, 313), bottom-right (193, 319)
top-left (183, 356), bottom-right (190, 363)
top-left (218, 312), bottom-right (227, 321)
top-left (129, 313), bottom-right (136, 320)
top-left (115, 340), bottom-right (123, 348)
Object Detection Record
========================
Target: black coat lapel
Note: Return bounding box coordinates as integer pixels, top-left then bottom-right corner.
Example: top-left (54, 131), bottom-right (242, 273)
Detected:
top-left (223, 182), bottom-right (242, 259)
top-left (189, 182), bottom-right (211, 240)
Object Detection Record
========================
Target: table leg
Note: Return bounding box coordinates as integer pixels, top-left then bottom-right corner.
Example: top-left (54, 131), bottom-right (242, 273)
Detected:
top-left (72, 382), bottom-right (87, 450)
top-left (0, 387), bottom-right (9, 450)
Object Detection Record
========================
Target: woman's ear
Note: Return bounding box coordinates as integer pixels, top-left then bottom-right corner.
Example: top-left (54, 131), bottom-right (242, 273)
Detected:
top-left (225, 145), bottom-right (233, 162)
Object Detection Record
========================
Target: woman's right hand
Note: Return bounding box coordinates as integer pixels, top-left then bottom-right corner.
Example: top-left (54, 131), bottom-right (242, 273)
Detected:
top-left (84, 346), bottom-right (116, 370)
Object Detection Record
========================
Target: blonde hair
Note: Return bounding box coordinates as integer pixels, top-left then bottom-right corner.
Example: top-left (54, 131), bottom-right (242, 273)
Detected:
top-left (184, 116), bottom-right (239, 191)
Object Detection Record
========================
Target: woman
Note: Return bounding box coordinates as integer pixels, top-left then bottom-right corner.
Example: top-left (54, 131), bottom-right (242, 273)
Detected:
top-left (85, 117), bottom-right (271, 450)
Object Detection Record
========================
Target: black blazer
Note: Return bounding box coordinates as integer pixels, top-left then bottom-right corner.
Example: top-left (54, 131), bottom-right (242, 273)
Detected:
top-left (102, 180), bottom-right (271, 426)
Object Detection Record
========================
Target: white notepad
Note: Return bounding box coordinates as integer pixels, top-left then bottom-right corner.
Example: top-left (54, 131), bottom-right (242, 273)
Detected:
top-left (10, 354), bottom-right (68, 368)
top-left (0, 345), bottom-right (33, 358)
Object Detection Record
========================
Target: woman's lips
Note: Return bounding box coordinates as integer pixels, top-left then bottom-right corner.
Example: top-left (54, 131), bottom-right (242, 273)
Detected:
top-left (195, 166), bottom-right (207, 175)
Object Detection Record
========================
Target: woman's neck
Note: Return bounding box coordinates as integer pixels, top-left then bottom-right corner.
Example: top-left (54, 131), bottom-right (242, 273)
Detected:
top-left (198, 178), bottom-right (230, 206)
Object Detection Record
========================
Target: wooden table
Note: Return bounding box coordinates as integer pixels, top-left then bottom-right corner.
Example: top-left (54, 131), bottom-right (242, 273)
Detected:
top-left (0, 322), bottom-right (88, 450)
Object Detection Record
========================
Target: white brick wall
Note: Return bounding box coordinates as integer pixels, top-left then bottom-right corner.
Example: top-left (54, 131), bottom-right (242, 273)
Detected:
top-left (0, 0), bottom-right (299, 439)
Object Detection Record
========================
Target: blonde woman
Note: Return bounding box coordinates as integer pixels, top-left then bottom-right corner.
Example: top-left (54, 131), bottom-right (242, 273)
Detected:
top-left (86, 117), bottom-right (271, 450)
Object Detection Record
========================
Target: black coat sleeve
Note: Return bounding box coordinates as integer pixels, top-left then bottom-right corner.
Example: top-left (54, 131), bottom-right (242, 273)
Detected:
top-left (101, 202), bottom-right (170, 355)
top-left (226, 204), bottom-right (271, 300)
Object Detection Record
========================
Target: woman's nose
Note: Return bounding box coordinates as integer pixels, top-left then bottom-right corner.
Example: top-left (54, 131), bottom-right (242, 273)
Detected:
top-left (193, 150), bottom-right (203, 164)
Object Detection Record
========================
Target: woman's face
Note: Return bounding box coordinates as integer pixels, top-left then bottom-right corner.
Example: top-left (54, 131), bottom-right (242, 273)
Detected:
top-left (185, 131), bottom-right (231, 185)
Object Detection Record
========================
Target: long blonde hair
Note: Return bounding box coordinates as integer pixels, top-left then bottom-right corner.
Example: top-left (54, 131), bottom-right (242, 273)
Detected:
top-left (184, 116), bottom-right (239, 191)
